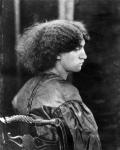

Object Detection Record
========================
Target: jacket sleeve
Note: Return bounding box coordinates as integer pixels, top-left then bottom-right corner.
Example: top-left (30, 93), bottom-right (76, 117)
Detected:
top-left (53, 100), bottom-right (102, 150)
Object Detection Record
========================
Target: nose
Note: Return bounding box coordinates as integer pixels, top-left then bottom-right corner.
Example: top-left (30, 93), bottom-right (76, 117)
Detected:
top-left (79, 48), bottom-right (87, 60)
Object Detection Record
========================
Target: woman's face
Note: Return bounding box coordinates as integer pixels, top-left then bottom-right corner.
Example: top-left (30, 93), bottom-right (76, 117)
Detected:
top-left (59, 39), bottom-right (87, 73)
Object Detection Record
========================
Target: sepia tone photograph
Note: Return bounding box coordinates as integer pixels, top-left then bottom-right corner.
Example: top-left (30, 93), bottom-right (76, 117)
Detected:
top-left (0, 0), bottom-right (120, 150)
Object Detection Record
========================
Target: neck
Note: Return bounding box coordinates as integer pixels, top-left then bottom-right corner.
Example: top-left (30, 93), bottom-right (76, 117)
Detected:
top-left (47, 63), bottom-right (68, 80)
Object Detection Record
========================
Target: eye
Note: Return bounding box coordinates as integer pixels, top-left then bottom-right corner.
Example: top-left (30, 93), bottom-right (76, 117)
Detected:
top-left (75, 46), bottom-right (82, 51)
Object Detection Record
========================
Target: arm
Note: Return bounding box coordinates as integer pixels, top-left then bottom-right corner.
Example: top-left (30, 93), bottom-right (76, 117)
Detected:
top-left (53, 100), bottom-right (102, 150)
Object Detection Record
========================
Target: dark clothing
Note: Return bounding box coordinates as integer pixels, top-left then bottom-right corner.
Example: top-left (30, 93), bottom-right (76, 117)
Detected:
top-left (12, 73), bottom-right (102, 150)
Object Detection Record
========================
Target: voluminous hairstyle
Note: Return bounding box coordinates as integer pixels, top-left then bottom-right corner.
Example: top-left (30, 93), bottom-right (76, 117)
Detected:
top-left (16, 20), bottom-right (89, 74)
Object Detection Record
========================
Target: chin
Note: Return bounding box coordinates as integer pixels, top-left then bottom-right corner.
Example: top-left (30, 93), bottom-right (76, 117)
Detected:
top-left (69, 66), bottom-right (82, 73)
top-left (73, 68), bottom-right (82, 72)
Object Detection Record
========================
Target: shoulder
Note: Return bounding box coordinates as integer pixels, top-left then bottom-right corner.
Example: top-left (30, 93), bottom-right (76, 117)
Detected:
top-left (12, 75), bottom-right (82, 113)
top-left (43, 78), bottom-right (82, 102)
top-left (29, 76), bottom-right (82, 108)
top-left (12, 77), bottom-right (40, 113)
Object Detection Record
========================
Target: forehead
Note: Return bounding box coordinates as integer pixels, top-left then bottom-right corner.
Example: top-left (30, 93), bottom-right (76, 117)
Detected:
top-left (80, 39), bottom-right (85, 47)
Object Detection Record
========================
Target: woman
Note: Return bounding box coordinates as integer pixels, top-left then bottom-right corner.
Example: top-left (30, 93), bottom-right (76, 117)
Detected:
top-left (12, 20), bottom-right (102, 150)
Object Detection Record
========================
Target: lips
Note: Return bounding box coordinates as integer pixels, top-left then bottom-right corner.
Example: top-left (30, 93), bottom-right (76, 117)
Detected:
top-left (80, 61), bottom-right (84, 65)
top-left (79, 63), bottom-right (82, 65)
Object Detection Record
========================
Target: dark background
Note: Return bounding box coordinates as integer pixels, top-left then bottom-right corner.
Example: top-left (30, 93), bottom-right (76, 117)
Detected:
top-left (0, 0), bottom-right (120, 149)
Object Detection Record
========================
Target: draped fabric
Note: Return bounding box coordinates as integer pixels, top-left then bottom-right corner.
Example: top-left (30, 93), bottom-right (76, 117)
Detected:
top-left (12, 73), bottom-right (102, 150)
top-left (53, 100), bottom-right (101, 150)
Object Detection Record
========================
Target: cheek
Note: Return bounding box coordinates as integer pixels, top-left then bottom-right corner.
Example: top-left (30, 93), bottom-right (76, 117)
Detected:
top-left (65, 54), bottom-right (78, 65)
top-left (65, 53), bottom-right (77, 61)
top-left (62, 57), bottom-right (78, 69)
top-left (61, 56), bottom-right (82, 72)
top-left (61, 53), bottom-right (80, 69)
top-left (61, 57), bottom-right (72, 70)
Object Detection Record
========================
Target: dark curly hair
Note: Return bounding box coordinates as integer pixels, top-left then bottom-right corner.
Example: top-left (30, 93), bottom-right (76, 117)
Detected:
top-left (16, 20), bottom-right (89, 74)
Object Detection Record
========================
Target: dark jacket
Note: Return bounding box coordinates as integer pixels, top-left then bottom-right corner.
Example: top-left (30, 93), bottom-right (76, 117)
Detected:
top-left (12, 73), bottom-right (102, 150)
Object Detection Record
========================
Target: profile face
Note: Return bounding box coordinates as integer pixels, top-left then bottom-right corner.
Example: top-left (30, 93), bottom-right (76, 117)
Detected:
top-left (59, 39), bottom-right (87, 73)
